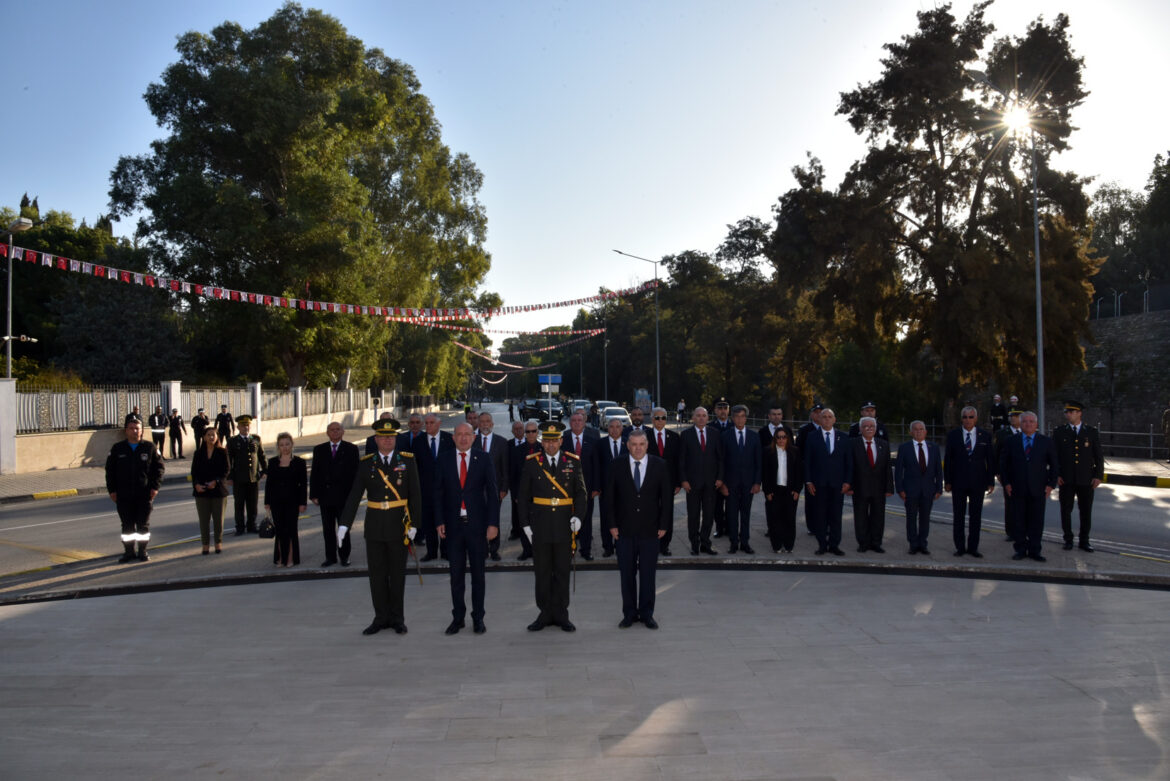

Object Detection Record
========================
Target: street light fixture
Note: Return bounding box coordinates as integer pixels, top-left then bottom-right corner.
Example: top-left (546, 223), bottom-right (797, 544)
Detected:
top-left (612, 249), bottom-right (662, 407)
top-left (6, 216), bottom-right (34, 379)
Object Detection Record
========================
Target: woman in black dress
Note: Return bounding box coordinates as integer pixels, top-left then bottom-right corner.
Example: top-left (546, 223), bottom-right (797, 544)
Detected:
top-left (264, 433), bottom-right (307, 567)
top-left (762, 428), bottom-right (803, 553)
top-left (191, 428), bottom-right (230, 554)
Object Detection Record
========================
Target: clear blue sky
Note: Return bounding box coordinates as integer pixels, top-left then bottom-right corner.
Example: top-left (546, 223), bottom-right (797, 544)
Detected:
top-left (7, 0), bottom-right (1169, 338)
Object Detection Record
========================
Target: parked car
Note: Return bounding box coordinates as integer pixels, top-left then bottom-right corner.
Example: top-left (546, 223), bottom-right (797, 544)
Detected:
top-left (520, 398), bottom-right (564, 422)
top-left (601, 406), bottom-right (631, 427)
top-left (571, 399), bottom-right (591, 413)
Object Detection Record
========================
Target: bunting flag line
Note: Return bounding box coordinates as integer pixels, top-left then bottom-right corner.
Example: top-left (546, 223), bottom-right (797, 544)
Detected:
top-left (497, 331), bottom-right (601, 354)
top-left (0, 243), bottom-right (656, 319)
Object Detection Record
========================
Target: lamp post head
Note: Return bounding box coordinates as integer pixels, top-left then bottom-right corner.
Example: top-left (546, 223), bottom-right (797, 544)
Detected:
top-left (7, 217), bottom-right (33, 233)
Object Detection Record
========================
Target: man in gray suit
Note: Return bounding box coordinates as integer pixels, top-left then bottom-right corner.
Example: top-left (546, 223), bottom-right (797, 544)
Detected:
top-left (894, 420), bottom-right (942, 554)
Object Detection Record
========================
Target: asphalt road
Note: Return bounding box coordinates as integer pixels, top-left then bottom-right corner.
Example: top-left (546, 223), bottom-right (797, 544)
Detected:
top-left (2, 400), bottom-right (1167, 577)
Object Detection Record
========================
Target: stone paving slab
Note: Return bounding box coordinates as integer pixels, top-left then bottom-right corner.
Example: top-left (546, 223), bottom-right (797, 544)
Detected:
top-left (2, 570), bottom-right (1169, 780)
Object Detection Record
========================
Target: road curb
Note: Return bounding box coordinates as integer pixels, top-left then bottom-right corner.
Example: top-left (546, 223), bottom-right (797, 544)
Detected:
top-left (1103, 473), bottom-right (1170, 488)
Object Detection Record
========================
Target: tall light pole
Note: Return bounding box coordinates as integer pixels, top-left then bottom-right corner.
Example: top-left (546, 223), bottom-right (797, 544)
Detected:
top-left (612, 249), bottom-right (661, 407)
top-left (6, 217), bottom-right (34, 379)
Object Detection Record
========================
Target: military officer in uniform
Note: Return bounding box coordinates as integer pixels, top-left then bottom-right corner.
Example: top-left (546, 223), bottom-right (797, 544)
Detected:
top-left (1055, 400), bottom-right (1104, 552)
top-left (226, 414), bottom-right (268, 534)
top-left (341, 419), bottom-right (421, 636)
top-left (516, 420), bottom-right (587, 632)
top-left (104, 418), bottom-right (165, 562)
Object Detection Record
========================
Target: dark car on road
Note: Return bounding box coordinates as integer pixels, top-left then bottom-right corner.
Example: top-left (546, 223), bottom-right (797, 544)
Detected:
top-left (520, 398), bottom-right (564, 422)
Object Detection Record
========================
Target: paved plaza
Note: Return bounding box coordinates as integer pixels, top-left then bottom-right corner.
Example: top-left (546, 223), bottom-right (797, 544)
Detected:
top-left (3, 569), bottom-right (1168, 780)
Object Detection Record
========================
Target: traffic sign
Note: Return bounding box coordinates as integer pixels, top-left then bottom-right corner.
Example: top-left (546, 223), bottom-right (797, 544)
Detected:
top-left (541, 385), bottom-right (560, 393)
top-left (537, 374), bottom-right (562, 384)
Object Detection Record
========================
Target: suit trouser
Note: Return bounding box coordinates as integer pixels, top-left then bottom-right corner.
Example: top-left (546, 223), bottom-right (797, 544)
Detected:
top-left (366, 537), bottom-right (407, 627)
top-left (447, 525), bottom-right (487, 621)
top-left (599, 495), bottom-right (616, 554)
top-left (903, 493), bottom-right (934, 550)
top-left (713, 490), bottom-right (728, 535)
top-left (576, 495), bottom-right (596, 556)
top-left (510, 497), bottom-right (533, 556)
top-left (726, 483), bottom-right (754, 546)
top-left (616, 536), bottom-right (659, 620)
top-left (487, 499), bottom-right (504, 556)
top-left (1058, 484), bottom-right (1094, 543)
top-left (659, 491), bottom-right (676, 553)
top-left (685, 483), bottom-right (716, 547)
top-left (810, 487), bottom-right (843, 549)
top-left (233, 481), bottom-right (260, 531)
top-left (420, 504), bottom-right (444, 558)
top-left (852, 494), bottom-right (886, 548)
top-left (1003, 491), bottom-right (1017, 541)
top-left (765, 491), bottom-right (797, 551)
top-left (532, 538), bottom-right (571, 624)
top-left (319, 503), bottom-right (352, 563)
top-left (803, 484), bottom-right (816, 534)
top-left (951, 489), bottom-right (985, 553)
top-left (1012, 493), bottom-right (1047, 557)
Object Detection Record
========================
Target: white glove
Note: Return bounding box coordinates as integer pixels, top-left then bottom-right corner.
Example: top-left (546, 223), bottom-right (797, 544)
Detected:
top-left (570, 517), bottom-right (581, 533)
top-left (407, 527), bottom-right (417, 541)
top-left (337, 525), bottom-right (348, 547)
top-left (523, 526), bottom-right (533, 543)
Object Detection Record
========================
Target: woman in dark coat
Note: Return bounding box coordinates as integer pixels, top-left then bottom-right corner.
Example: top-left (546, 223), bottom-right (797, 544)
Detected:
top-left (762, 428), bottom-right (803, 553)
top-left (191, 428), bottom-right (230, 554)
top-left (264, 432), bottom-right (307, 566)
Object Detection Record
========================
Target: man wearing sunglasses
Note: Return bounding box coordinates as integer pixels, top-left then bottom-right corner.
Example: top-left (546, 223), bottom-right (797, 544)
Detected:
top-left (943, 406), bottom-right (996, 558)
top-left (648, 406), bottom-right (681, 555)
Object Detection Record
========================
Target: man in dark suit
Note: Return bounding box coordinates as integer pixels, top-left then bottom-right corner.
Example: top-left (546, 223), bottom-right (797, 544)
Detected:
top-left (623, 406), bottom-right (651, 438)
top-left (848, 402), bottom-right (890, 441)
top-left (721, 404), bottom-right (762, 554)
top-left (795, 404), bottom-right (824, 536)
top-left (759, 403), bottom-right (794, 449)
top-left (563, 411), bottom-right (600, 560)
top-left (999, 411), bottom-right (1059, 561)
top-left (473, 411), bottom-right (510, 562)
top-left (710, 397), bottom-right (732, 538)
top-left (803, 407), bottom-right (851, 555)
top-left (678, 406), bottom-right (723, 556)
top-left (596, 417), bottom-right (628, 558)
top-left (605, 429), bottom-right (672, 629)
top-left (394, 413), bottom-right (424, 454)
top-left (310, 421), bottom-right (361, 566)
top-left (436, 422), bottom-right (500, 635)
top-left (648, 406), bottom-right (681, 556)
top-left (994, 409), bottom-right (1023, 542)
top-left (509, 421), bottom-right (541, 559)
top-left (894, 420), bottom-right (942, 554)
top-left (1054, 400), bottom-right (1103, 552)
top-left (843, 416), bottom-right (893, 553)
top-left (943, 406), bottom-right (996, 557)
top-left (412, 412), bottom-right (455, 561)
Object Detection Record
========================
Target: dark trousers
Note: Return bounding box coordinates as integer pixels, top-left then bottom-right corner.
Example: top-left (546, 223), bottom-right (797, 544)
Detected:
top-left (319, 503), bottom-right (352, 564)
top-left (419, 504), bottom-right (444, 558)
top-left (598, 494), bottom-right (616, 555)
top-left (726, 483), bottom-right (754, 546)
top-left (685, 482), bottom-right (716, 548)
top-left (271, 503), bottom-right (300, 565)
top-left (151, 432), bottom-right (165, 456)
top-left (532, 539), bottom-right (571, 624)
top-left (116, 498), bottom-right (153, 545)
top-left (1003, 491), bottom-right (1017, 541)
top-left (804, 483), bottom-right (816, 534)
top-left (765, 490), bottom-right (797, 551)
top-left (713, 490), bottom-right (728, 535)
top-left (951, 489), bottom-right (985, 553)
top-left (576, 495), bottom-right (596, 556)
top-left (659, 490), bottom-right (677, 554)
top-left (1012, 492), bottom-right (1048, 557)
top-left (810, 487), bottom-right (844, 549)
top-left (169, 431), bottom-right (184, 458)
top-left (447, 526), bottom-right (487, 622)
top-left (904, 492), bottom-right (934, 550)
top-left (1058, 484), bottom-right (1094, 543)
top-left (366, 538), bottom-right (407, 627)
top-left (510, 497), bottom-right (533, 556)
top-left (616, 536), bottom-right (659, 621)
top-left (852, 494), bottom-right (886, 548)
top-left (487, 499), bottom-right (504, 557)
top-left (233, 481), bottom-right (260, 531)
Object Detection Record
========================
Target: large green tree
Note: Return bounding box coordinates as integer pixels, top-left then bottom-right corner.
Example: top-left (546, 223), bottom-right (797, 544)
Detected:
top-left (109, 3), bottom-right (492, 390)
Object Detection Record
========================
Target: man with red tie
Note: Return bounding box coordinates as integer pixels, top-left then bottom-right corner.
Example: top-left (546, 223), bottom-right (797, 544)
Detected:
top-left (436, 422), bottom-right (500, 635)
top-left (648, 406), bottom-right (681, 556)
top-left (562, 412), bottom-right (600, 560)
top-left (677, 406), bottom-right (724, 556)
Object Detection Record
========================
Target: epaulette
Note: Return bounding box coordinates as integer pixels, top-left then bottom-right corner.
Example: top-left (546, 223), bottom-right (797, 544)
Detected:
top-left (527, 452), bottom-right (541, 460)
top-left (361, 453), bottom-right (375, 461)
top-left (564, 451), bottom-right (580, 460)
top-left (399, 451), bottom-right (414, 458)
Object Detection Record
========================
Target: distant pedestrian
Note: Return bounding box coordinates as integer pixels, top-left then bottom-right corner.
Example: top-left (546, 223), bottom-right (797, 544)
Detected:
top-left (677, 398), bottom-right (686, 423)
top-left (215, 405), bottom-right (235, 446)
top-left (191, 428), bottom-right (229, 555)
top-left (508, 399), bottom-right (515, 422)
top-left (989, 394), bottom-right (1009, 432)
top-left (168, 408), bottom-right (187, 459)
top-left (148, 406), bottom-right (168, 459)
top-left (191, 408), bottom-right (210, 445)
top-left (104, 418), bottom-right (164, 563)
top-left (264, 433), bottom-right (307, 567)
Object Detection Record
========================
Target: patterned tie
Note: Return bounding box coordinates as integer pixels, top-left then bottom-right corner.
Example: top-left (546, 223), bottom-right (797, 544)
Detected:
top-left (918, 442), bottom-right (926, 474)
top-left (634, 459), bottom-right (642, 492)
top-left (1025, 436), bottom-right (1033, 459)
top-left (867, 440), bottom-right (875, 467)
top-left (965, 432), bottom-right (973, 455)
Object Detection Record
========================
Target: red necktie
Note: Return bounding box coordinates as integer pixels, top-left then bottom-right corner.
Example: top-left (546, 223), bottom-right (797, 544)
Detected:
top-left (918, 442), bottom-right (926, 474)
top-left (575, 436), bottom-right (581, 455)
top-left (867, 440), bottom-right (875, 468)
top-left (657, 431), bottom-right (664, 456)
top-left (481, 435), bottom-right (488, 452)
top-left (459, 451), bottom-right (467, 488)
top-left (700, 428), bottom-right (706, 451)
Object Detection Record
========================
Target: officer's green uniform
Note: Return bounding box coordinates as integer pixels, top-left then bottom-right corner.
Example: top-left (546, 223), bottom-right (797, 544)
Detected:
top-left (516, 421), bottom-right (587, 629)
top-left (226, 415), bottom-right (267, 534)
top-left (341, 420), bottom-right (421, 634)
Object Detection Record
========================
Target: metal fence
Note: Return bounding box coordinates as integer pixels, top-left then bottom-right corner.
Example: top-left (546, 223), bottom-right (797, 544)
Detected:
top-left (181, 388), bottom-right (252, 420)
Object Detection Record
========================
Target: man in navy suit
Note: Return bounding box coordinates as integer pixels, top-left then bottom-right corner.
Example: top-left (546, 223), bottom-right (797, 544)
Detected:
top-left (562, 411), bottom-right (601, 560)
top-left (999, 411), bottom-right (1059, 561)
top-left (721, 404), bottom-right (762, 554)
top-left (596, 417), bottom-right (628, 558)
top-left (943, 406), bottom-right (996, 557)
top-left (894, 420), bottom-right (942, 554)
top-left (648, 406), bottom-right (682, 556)
top-left (309, 421), bottom-right (361, 567)
top-left (605, 430), bottom-right (672, 629)
top-left (473, 411), bottom-right (510, 562)
top-left (803, 407), bottom-right (851, 555)
top-left (678, 406), bottom-right (723, 555)
top-left (412, 413), bottom-right (455, 561)
top-left (436, 422), bottom-right (500, 635)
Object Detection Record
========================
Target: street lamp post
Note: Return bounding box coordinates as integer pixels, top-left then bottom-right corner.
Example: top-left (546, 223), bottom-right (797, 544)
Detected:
top-left (612, 249), bottom-right (661, 407)
top-left (6, 217), bottom-right (34, 379)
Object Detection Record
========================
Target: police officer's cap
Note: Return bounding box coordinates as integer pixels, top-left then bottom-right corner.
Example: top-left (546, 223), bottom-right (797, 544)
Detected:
top-left (372, 418), bottom-right (401, 437)
top-left (860, 401), bottom-right (876, 411)
top-left (714, 396), bottom-right (730, 408)
top-left (540, 420), bottom-right (566, 440)
top-left (1009, 408), bottom-right (1023, 417)
top-left (1063, 400), bottom-right (1084, 412)
top-left (811, 403), bottom-right (825, 412)
top-left (235, 414), bottom-right (255, 425)
top-left (123, 413), bottom-right (142, 426)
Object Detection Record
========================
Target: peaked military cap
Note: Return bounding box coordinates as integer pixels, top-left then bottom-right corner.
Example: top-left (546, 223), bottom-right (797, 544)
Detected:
top-left (372, 418), bottom-right (401, 437)
top-left (235, 414), bottom-right (255, 425)
top-left (1063, 400), bottom-right (1084, 412)
top-left (540, 420), bottom-right (566, 440)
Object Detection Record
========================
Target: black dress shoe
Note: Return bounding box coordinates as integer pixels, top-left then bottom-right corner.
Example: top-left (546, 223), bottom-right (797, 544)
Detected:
top-left (1079, 543), bottom-right (1094, 553)
top-left (870, 546), bottom-right (885, 554)
top-left (919, 547), bottom-right (930, 556)
top-left (643, 617), bottom-right (659, 630)
top-left (581, 552), bottom-right (594, 561)
top-left (473, 620), bottom-right (486, 634)
top-left (602, 549), bottom-right (614, 558)
top-left (339, 559), bottom-right (350, 567)
top-left (829, 547), bottom-right (845, 556)
top-left (908, 547), bottom-right (918, 555)
top-left (815, 547), bottom-right (827, 555)
top-left (445, 620), bottom-right (465, 635)
top-left (518, 552), bottom-right (532, 561)
top-left (1063, 541), bottom-right (1074, 550)
top-left (700, 544), bottom-right (716, 555)
top-left (1030, 554), bottom-right (1047, 562)
top-left (560, 620), bottom-right (576, 632)
top-left (619, 617), bottom-right (636, 629)
top-left (712, 531), bottom-right (724, 539)
top-left (420, 552), bottom-right (438, 562)
top-left (691, 545), bottom-right (700, 556)
top-left (320, 560), bottom-right (336, 567)
top-left (661, 548), bottom-right (672, 557)
top-left (391, 623), bottom-right (408, 635)
top-left (741, 544), bottom-right (754, 555)
top-left (362, 622), bottom-right (384, 636)
top-left (728, 544), bottom-right (738, 554)
top-left (857, 545), bottom-right (868, 553)
top-left (1011, 552), bottom-right (1027, 560)
top-left (527, 619), bottom-right (546, 632)
top-left (968, 551), bottom-right (983, 558)
top-left (953, 550), bottom-right (965, 557)
top-left (235, 528), bottom-right (247, 536)
top-left (490, 551), bottom-right (501, 561)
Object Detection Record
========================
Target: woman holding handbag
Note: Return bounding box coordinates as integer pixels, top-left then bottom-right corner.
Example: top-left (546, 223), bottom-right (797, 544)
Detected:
top-left (264, 433), bottom-right (307, 567)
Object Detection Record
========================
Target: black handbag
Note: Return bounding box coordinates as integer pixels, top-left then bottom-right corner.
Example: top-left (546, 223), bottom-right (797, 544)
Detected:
top-left (257, 514), bottom-right (276, 538)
